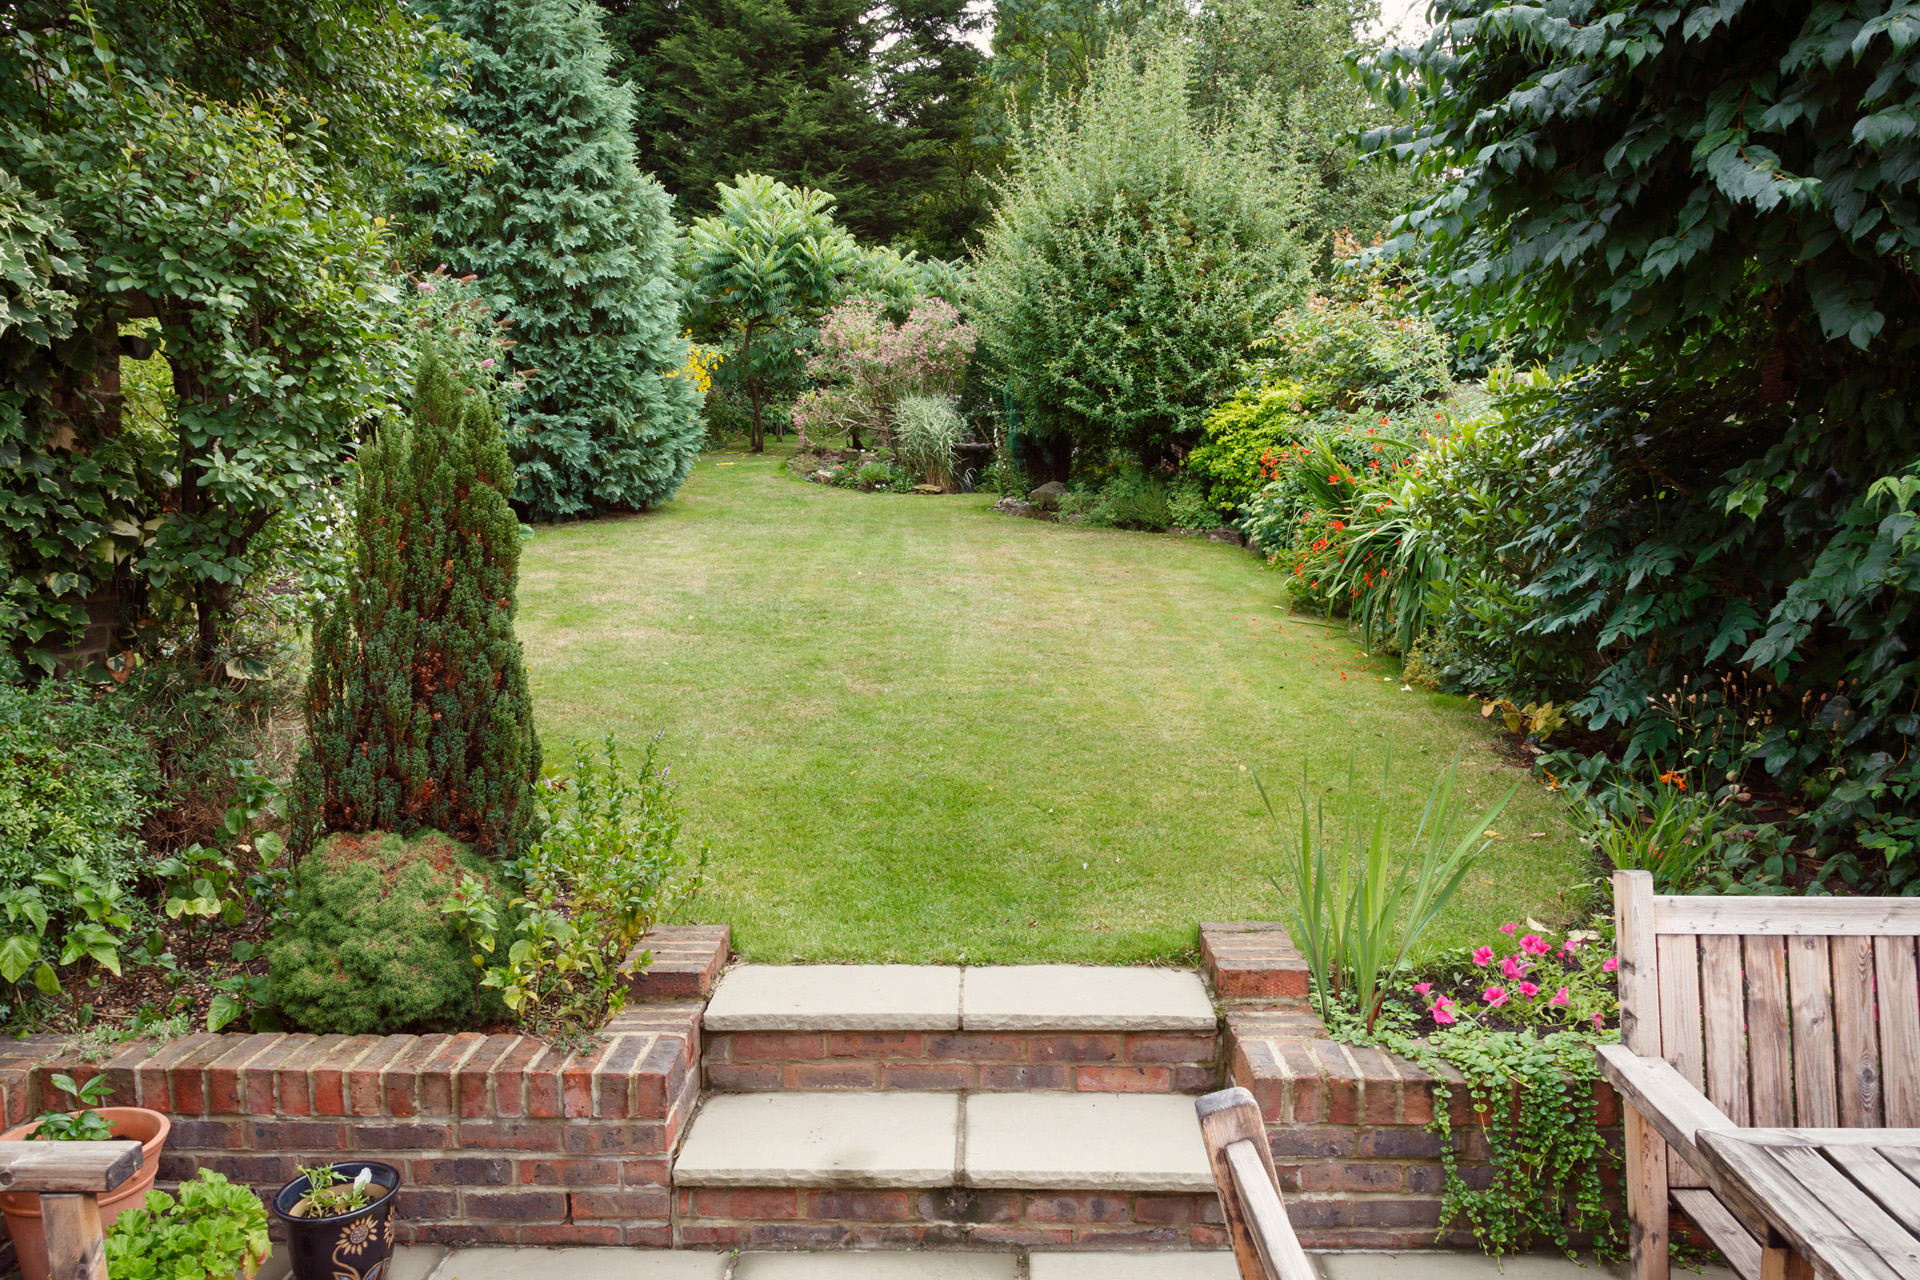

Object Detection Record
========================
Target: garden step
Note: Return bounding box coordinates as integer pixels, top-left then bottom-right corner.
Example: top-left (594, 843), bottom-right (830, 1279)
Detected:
top-left (669, 1090), bottom-right (1223, 1249)
top-left (702, 965), bottom-right (1221, 1094)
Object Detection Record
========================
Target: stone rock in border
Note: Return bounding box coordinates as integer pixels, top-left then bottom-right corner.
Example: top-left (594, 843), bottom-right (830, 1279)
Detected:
top-left (1028, 481), bottom-right (1068, 511)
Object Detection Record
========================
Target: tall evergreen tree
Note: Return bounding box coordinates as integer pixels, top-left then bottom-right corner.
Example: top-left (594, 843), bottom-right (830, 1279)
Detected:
top-left (596, 0), bottom-right (986, 251)
top-left (415, 0), bottom-right (701, 521)
top-left (290, 349), bottom-right (540, 860)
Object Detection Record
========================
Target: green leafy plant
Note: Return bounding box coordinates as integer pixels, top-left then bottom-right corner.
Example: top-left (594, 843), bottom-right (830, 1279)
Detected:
top-left (1407, 919), bottom-right (1617, 1033)
top-left (1261, 750), bottom-right (1512, 1034)
top-left (29, 1072), bottom-right (113, 1141)
top-left (103, 1168), bottom-right (271, 1280)
top-left (1578, 774), bottom-right (1730, 894)
top-left (444, 737), bottom-right (705, 1042)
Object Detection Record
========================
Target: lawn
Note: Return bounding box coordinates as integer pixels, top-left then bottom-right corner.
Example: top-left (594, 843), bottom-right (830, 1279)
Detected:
top-left (516, 446), bottom-right (1595, 965)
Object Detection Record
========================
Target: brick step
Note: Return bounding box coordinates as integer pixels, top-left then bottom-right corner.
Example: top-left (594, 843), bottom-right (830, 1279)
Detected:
top-left (702, 965), bottom-right (1221, 1094)
top-left (669, 1090), bottom-right (1225, 1250)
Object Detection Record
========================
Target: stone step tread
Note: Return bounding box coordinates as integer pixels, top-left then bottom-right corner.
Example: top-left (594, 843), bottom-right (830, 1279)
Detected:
top-left (703, 964), bottom-right (1216, 1033)
top-left (671, 1090), bottom-right (1214, 1193)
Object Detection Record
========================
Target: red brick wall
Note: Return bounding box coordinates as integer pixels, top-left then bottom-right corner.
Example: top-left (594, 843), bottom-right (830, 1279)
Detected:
top-left (704, 1030), bottom-right (1218, 1094)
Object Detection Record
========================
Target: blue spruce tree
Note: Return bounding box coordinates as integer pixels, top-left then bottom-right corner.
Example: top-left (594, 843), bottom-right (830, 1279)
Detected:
top-left (418, 0), bottom-right (702, 519)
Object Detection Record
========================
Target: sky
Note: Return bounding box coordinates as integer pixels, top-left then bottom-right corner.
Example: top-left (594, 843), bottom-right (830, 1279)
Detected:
top-left (961, 0), bottom-right (1437, 56)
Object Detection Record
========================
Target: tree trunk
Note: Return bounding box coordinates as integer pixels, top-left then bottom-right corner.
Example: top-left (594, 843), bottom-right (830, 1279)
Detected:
top-left (740, 323), bottom-right (764, 453)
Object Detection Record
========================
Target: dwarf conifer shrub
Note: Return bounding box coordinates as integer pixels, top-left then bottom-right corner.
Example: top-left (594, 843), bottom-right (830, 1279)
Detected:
top-left (289, 348), bottom-right (540, 860)
top-left (267, 831), bottom-right (500, 1035)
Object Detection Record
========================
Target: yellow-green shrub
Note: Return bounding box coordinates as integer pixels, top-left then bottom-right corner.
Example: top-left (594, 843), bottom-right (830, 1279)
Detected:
top-left (1184, 379), bottom-right (1312, 508)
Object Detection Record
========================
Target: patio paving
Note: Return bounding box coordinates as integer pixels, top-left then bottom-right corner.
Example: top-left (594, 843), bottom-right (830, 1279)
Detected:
top-left (307, 1245), bottom-right (1739, 1279)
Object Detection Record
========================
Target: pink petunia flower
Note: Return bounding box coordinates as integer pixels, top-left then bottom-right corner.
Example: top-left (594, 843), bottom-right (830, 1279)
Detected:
top-left (1473, 946), bottom-right (1494, 967)
top-left (1499, 923), bottom-right (1517, 935)
top-left (1521, 934), bottom-right (1550, 956)
top-left (1602, 956), bottom-right (1619, 972)
top-left (1501, 955), bottom-right (1529, 980)
top-left (1413, 982), bottom-right (1432, 996)
top-left (1432, 996), bottom-right (1457, 1025)
top-left (1592, 1012), bottom-right (1604, 1030)
top-left (1549, 987), bottom-right (1570, 1006)
top-left (1517, 982), bottom-right (1539, 998)
top-left (1484, 986), bottom-right (1509, 1007)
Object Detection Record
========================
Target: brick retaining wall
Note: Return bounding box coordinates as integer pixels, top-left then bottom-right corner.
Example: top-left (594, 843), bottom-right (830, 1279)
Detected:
top-left (704, 1030), bottom-right (1219, 1094)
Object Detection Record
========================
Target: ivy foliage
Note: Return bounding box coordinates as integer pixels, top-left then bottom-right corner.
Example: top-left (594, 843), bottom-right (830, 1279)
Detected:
top-left (420, 0), bottom-right (703, 522)
top-left (0, 1), bottom-right (467, 670)
top-left (1354, 0), bottom-right (1920, 853)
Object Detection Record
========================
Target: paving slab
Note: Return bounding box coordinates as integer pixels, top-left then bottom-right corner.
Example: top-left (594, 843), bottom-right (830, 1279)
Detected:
top-left (962, 1091), bottom-right (1214, 1192)
top-left (429, 1248), bottom-right (728, 1279)
top-left (260, 1246), bottom-right (444, 1280)
top-left (673, 1091), bottom-right (960, 1187)
top-left (962, 965), bottom-right (1216, 1031)
top-left (1028, 1251), bottom-right (1241, 1278)
top-left (1315, 1255), bottom-right (1735, 1280)
top-left (705, 964), bottom-right (962, 1030)
top-left (735, 1253), bottom-right (1020, 1278)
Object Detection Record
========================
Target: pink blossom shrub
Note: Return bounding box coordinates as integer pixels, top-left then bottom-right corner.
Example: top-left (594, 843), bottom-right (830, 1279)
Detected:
top-left (791, 297), bottom-right (976, 448)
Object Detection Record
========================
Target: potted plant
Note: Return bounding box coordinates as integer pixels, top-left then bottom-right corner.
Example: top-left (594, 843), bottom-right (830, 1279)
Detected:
top-left (271, 1160), bottom-right (399, 1280)
top-left (0, 1072), bottom-right (171, 1280)
top-left (103, 1168), bottom-right (272, 1279)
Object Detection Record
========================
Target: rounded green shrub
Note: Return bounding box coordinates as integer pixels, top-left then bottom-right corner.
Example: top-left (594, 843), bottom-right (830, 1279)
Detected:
top-left (267, 830), bottom-right (499, 1035)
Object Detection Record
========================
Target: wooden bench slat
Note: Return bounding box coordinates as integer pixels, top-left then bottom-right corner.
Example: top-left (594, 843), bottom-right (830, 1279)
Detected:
top-left (0, 1142), bottom-right (142, 1194)
top-left (1770, 1145), bottom-right (1920, 1277)
top-left (1703, 933), bottom-right (1752, 1128)
top-left (1745, 935), bottom-right (1796, 1128)
top-left (1875, 939), bottom-right (1920, 1128)
top-left (1198, 1086), bottom-right (1292, 1280)
top-left (1226, 1139), bottom-right (1315, 1280)
top-left (1699, 1136), bottom-right (1905, 1280)
top-left (1673, 1187), bottom-right (1763, 1280)
top-left (1827, 1146), bottom-right (1920, 1238)
top-left (1653, 899), bottom-right (1920, 936)
top-left (1660, 933), bottom-right (1710, 1189)
top-left (1832, 935), bottom-right (1884, 1129)
top-left (41, 1194), bottom-right (108, 1280)
top-left (1788, 936), bottom-right (1840, 1129)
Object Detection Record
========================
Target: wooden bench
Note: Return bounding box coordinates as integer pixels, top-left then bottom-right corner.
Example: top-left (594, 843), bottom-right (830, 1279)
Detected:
top-left (0, 1139), bottom-right (143, 1280)
top-left (1196, 1086), bottom-right (1317, 1280)
top-left (1599, 868), bottom-right (1920, 1280)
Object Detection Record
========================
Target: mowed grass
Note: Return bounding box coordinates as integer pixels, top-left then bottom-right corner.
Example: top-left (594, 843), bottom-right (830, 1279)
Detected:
top-left (516, 445), bottom-right (1594, 965)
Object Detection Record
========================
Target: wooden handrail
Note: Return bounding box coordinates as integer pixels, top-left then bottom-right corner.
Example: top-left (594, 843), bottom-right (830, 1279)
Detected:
top-left (0, 1139), bottom-right (143, 1280)
top-left (1197, 1087), bottom-right (1317, 1280)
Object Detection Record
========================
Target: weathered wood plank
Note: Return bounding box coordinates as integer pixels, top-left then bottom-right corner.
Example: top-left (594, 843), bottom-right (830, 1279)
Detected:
top-left (1875, 939), bottom-right (1920, 1128)
top-left (1747, 935), bottom-right (1796, 1127)
top-left (1704, 933), bottom-right (1753, 1128)
top-left (1722, 1132), bottom-right (1920, 1148)
top-left (1770, 1145), bottom-right (1920, 1277)
top-left (1697, 1135), bottom-right (1904, 1280)
top-left (1674, 1188), bottom-right (1763, 1280)
top-left (40, 1193), bottom-right (107, 1280)
top-left (1787, 936), bottom-right (1839, 1129)
top-left (1831, 936), bottom-right (1884, 1129)
top-left (1653, 899), bottom-right (1920, 936)
top-left (1825, 1146), bottom-right (1920, 1237)
top-left (1597, 1045), bottom-right (1741, 1168)
top-left (1198, 1087), bottom-right (1301, 1280)
top-left (1661, 933), bottom-right (1710, 1188)
top-left (1618, 870), bottom-right (1672, 1280)
top-left (1227, 1139), bottom-right (1315, 1280)
top-left (1878, 1147), bottom-right (1920, 1191)
top-left (0, 1142), bottom-right (142, 1194)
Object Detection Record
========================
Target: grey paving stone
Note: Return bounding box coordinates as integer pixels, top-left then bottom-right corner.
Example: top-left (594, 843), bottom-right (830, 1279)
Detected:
top-left (735, 1252), bottom-right (1020, 1278)
top-left (673, 1091), bottom-right (961, 1187)
top-left (962, 1092), bottom-right (1214, 1192)
top-left (428, 1247), bottom-right (728, 1279)
top-left (962, 965), bottom-right (1217, 1031)
top-left (260, 1245), bottom-right (444, 1280)
top-left (705, 965), bottom-right (962, 1031)
top-left (1028, 1251), bottom-right (1241, 1278)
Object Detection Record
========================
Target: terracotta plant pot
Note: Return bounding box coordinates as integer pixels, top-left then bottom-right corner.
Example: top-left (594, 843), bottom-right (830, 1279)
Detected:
top-left (0, 1106), bottom-right (170, 1280)
top-left (271, 1161), bottom-right (399, 1280)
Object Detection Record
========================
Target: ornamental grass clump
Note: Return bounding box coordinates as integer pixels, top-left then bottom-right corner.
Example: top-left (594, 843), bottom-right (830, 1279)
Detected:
top-left (1261, 748), bottom-right (1513, 1034)
top-left (289, 346), bottom-right (540, 861)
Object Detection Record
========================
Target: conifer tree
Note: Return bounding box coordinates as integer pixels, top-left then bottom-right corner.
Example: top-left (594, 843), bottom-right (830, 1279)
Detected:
top-left (290, 348), bottom-right (540, 860)
top-left (415, 0), bottom-right (701, 521)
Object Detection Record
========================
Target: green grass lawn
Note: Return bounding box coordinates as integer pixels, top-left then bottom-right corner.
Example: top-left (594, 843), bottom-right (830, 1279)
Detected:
top-left (516, 445), bottom-right (1595, 965)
